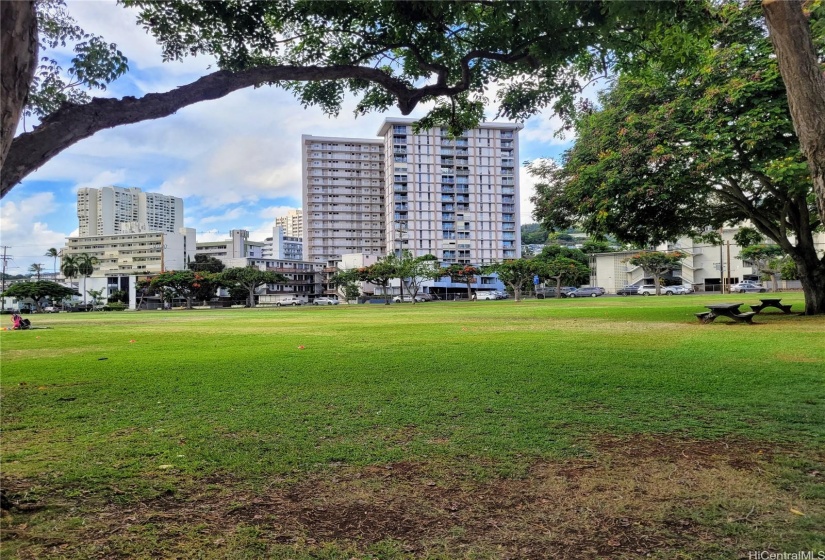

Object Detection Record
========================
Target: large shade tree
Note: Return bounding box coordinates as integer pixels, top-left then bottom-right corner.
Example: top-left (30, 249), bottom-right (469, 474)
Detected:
top-left (484, 258), bottom-right (541, 302)
top-left (356, 259), bottom-right (398, 305)
top-left (221, 267), bottom-right (286, 308)
top-left (530, 1), bottom-right (825, 314)
top-left (445, 264), bottom-right (480, 301)
top-left (1, 0), bottom-right (711, 197)
top-left (1, 280), bottom-right (79, 312)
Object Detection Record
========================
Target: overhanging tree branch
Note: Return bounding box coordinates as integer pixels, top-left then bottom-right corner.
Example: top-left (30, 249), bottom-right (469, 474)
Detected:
top-left (1, 63), bottom-right (461, 197)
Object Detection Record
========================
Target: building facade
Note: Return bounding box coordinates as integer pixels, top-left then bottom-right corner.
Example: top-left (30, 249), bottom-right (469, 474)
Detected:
top-left (301, 119), bottom-right (522, 266)
top-left (588, 226), bottom-right (824, 293)
top-left (63, 227), bottom-right (197, 277)
top-left (377, 118), bottom-right (522, 265)
top-left (77, 186), bottom-right (183, 236)
top-left (275, 209), bottom-right (304, 239)
top-left (223, 257), bottom-right (324, 300)
top-left (195, 229), bottom-right (264, 261)
top-left (263, 226), bottom-right (303, 260)
top-left (302, 135), bottom-right (386, 263)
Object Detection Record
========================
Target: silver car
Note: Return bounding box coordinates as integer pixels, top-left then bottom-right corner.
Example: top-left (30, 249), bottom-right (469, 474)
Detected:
top-left (313, 297), bottom-right (339, 305)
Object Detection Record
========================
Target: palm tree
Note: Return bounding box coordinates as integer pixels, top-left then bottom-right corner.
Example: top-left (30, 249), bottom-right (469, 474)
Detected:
top-left (61, 255), bottom-right (79, 290)
top-left (28, 263), bottom-right (44, 280)
top-left (75, 253), bottom-right (99, 305)
top-left (45, 248), bottom-right (59, 277)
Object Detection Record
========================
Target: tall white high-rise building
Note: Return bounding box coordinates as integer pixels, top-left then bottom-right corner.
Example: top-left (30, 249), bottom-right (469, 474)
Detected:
top-left (275, 209), bottom-right (304, 239)
top-left (77, 186), bottom-right (184, 236)
top-left (378, 118), bottom-right (522, 264)
top-left (301, 119), bottom-right (522, 265)
top-left (302, 136), bottom-right (386, 263)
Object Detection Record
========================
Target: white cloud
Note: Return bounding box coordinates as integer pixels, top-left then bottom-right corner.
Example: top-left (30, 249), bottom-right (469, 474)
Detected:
top-left (0, 193), bottom-right (71, 274)
top-left (73, 169), bottom-right (129, 192)
top-left (197, 207), bottom-right (248, 225)
top-left (521, 113), bottom-right (574, 146)
top-left (258, 205), bottom-right (301, 220)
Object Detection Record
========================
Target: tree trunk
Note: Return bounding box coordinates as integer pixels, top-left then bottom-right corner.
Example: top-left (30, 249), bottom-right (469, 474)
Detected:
top-left (466, 280), bottom-right (472, 301)
top-left (511, 283), bottom-right (521, 302)
top-left (556, 277), bottom-right (563, 299)
top-left (762, 0), bottom-right (825, 226)
top-left (248, 286), bottom-right (256, 307)
top-left (793, 256), bottom-right (825, 315)
top-left (0, 0), bottom-right (37, 172)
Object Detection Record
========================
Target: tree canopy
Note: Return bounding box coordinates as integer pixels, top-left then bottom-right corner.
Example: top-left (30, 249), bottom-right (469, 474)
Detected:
top-left (1, 280), bottom-right (79, 311)
top-left (1, 0), bottom-right (709, 197)
top-left (530, 1), bottom-right (825, 313)
top-left (221, 266), bottom-right (286, 308)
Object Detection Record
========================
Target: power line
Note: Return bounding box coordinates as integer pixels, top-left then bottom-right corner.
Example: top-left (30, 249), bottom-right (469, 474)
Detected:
top-left (1, 246), bottom-right (12, 312)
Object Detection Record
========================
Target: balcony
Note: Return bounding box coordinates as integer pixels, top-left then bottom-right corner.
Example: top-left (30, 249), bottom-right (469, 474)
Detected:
top-left (394, 195), bottom-right (408, 202)
top-left (442, 186), bottom-right (455, 194)
top-left (395, 203), bottom-right (409, 211)
top-left (502, 223), bottom-right (516, 232)
top-left (502, 187), bottom-right (515, 194)
top-left (440, 149), bottom-right (454, 156)
top-left (442, 212), bottom-right (456, 220)
top-left (502, 205), bottom-right (515, 212)
top-left (442, 204), bottom-right (455, 211)
top-left (442, 176), bottom-right (455, 183)
top-left (393, 148), bottom-right (407, 155)
top-left (503, 233), bottom-right (515, 240)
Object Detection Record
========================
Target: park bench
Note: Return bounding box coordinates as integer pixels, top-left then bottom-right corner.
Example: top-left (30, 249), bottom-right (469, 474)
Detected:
top-left (750, 298), bottom-right (793, 314)
top-left (696, 303), bottom-right (757, 324)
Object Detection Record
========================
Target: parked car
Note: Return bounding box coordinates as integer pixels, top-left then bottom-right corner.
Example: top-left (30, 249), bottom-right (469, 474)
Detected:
top-left (637, 285), bottom-right (657, 296)
top-left (392, 295), bottom-right (428, 303)
top-left (312, 297), bottom-right (339, 305)
top-left (536, 286), bottom-right (575, 299)
top-left (731, 281), bottom-right (767, 293)
top-left (473, 291), bottom-right (498, 300)
top-left (566, 287), bottom-right (605, 298)
top-left (665, 285), bottom-right (690, 295)
top-left (42, 305), bottom-right (62, 313)
top-left (275, 296), bottom-right (304, 306)
top-left (493, 290), bottom-right (509, 299)
top-left (616, 285), bottom-right (641, 296)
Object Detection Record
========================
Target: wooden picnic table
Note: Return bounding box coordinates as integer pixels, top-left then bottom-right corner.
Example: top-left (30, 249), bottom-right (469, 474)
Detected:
top-left (695, 303), bottom-right (757, 324)
top-left (750, 298), bottom-right (793, 314)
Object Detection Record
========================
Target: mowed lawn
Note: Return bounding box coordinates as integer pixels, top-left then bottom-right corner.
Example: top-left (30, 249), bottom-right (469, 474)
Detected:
top-left (2, 294), bottom-right (823, 559)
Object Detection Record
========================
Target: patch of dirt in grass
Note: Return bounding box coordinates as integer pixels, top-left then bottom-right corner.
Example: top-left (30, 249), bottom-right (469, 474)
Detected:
top-left (3, 436), bottom-right (822, 559)
top-left (774, 352), bottom-right (821, 363)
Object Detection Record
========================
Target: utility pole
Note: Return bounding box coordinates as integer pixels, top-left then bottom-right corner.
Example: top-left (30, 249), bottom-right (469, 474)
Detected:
top-left (726, 241), bottom-right (732, 293)
top-left (1, 246), bottom-right (12, 312)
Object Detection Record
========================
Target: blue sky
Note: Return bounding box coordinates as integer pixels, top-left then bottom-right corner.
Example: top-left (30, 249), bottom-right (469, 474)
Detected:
top-left (0, 0), bottom-right (577, 276)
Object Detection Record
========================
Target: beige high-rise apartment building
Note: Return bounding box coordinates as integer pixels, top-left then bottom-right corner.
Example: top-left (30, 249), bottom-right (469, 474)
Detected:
top-left (77, 186), bottom-right (183, 236)
top-left (378, 118), bottom-right (522, 264)
top-left (274, 209), bottom-right (304, 239)
top-left (302, 118), bottom-right (522, 265)
top-left (302, 136), bottom-right (386, 263)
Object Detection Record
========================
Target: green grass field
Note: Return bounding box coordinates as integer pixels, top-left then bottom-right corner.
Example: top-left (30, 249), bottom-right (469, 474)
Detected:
top-left (2, 293), bottom-right (823, 559)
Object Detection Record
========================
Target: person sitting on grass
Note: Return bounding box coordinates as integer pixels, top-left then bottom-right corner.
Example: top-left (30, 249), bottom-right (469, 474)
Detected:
top-left (10, 314), bottom-right (31, 330)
